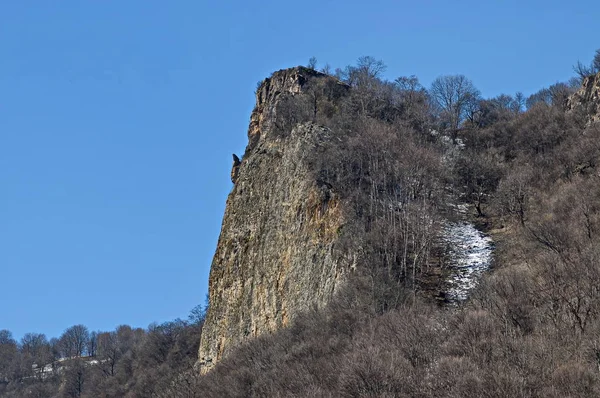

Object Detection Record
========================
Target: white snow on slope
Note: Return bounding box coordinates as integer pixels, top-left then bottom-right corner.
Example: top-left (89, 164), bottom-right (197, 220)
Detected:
top-left (442, 221), bottom-right (493, 302)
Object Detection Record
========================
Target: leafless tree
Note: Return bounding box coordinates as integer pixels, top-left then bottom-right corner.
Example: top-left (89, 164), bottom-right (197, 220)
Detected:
top-left (0, 330), bottom-right (19, 382)
top-left (20, 333), bottom-right (54, 378)
top-left (59, 325), bottom-right (89, 358)
top-left (86, 331), bottom-right (98, 357)
top-left (21, 333), bottom-right (49, 360)
top-left (97, 332), bottom-right (120, 376)
top-left (356, 56), bottom-right (386, 80)
top-left (320, 63), bottom-right (332, 75)
top-left (339, 56), bottom-right (387, 88)
top-left (512, 91), bottom-right (525, 114)
top-left (394, 75), bottom-right (430, 129)
top-left (62, 358), bottom-right (86, 397)
top-left (430, 74), bottom-right (481, 132)
top-left (573, 48), bottom-right (600, 81)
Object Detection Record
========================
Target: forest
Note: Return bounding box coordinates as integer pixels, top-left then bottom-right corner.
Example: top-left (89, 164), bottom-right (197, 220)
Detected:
top-left (2, 49), bottom-right (600, 397)
top-left (0, 304), bottom-right (205, 397)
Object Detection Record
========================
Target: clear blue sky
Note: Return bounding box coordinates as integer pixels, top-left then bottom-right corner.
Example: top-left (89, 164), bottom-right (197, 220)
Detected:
top-left (1, 1), bottom-right (598, 341)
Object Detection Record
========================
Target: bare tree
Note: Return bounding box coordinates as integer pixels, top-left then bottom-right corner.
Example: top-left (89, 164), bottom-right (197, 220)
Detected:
top-left (526, 82), bottom-right (575, 109)
top-left (59, 325), bottom-right (90, 358)
top-left (494, 164), bottom-right (534, 225)
top-left (307, 56), bottom-right (317, 70)
top-left (97, 332), bottom-right (121, 376)
top-left (320, 63), bottom-right (332, 75)
top-left (472, 93), bottom-right (525, 128)
top-left (0, 330), bottom-right (19, 382)
top-left (20, 333), bottom-right (48, 356)
top-left (20, 333), bottom-right (53, 378)
top-left (356, 56), bottom-right (386, 80)
top-left (573, 48), bottom-right (600, 81)
top-left (87, 331), bottom-right (98, 357)
top-left (188, 295), bottom-right (209, 326)
top-left (430, 74), bottom-right (480, 132)
top-left (339, 56), bottom-right (387, 88)
top-left (548, 82), bottom-right (575, 109)
top-left (526, 87), bottom-right (552, 109)
top-left (574, 60), bottom-right (594, 81)
top-left (512, 92), bottom-right (525, 114)
top-left (593, 49), bottom-right (600, 72)
top-left (455, 151), bottom-right (503, 217)
top-left (394, 75), bottom-right (430, 127)
top-left (395, 75), bottom-right (425, 98)
top-left (62, 358), bottom-right (86, 397)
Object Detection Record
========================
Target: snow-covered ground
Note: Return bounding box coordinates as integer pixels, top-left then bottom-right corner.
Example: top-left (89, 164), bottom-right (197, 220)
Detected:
top-left (441, 220), bottom-right (493, 302)
top-left (31, 356), bottom-right (104, 379)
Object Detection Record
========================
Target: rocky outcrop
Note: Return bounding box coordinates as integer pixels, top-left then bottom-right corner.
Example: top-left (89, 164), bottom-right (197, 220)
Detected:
top-left (198, 68), bottom-right (352, 372)
top-left (230, 154), bottom-right (241, 184)
top-left (247, 67), bottom-right (335, 151)
top-left (567, 72), bottom-right (600, 124)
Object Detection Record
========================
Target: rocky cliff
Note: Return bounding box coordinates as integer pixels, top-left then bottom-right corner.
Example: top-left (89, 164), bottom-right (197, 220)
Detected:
top-left (197, 67), bottom-right (353, 371)
top-left (567, 71), bottom-right (600, 123)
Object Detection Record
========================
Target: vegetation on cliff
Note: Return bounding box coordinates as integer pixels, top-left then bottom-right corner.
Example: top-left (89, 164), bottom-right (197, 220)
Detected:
top-left (3, 48), bottom-right (600, 396)
top-left (182, 55), bottom-right (600, 397)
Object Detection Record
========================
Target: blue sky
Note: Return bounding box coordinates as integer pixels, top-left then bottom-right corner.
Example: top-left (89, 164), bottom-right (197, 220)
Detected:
top-left (1, 1), bottom-right (599, 340)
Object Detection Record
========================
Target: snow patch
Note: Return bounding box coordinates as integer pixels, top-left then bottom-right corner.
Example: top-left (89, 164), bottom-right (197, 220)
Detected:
top-left (442, 221), bottom-right (493, 302)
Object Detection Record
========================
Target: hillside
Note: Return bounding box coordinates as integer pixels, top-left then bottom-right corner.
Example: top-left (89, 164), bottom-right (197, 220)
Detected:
top-left (183, 63), bottom-right (600, 397)
top-left (3, 58), bottom-right (600, 397)
top-left (198, 63), bottom-right (456, 371)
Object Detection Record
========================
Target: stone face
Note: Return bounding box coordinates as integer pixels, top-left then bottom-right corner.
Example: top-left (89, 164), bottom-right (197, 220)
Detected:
top-left (567, 72), bottom-right (600, 124)
top-left (230, 154), bottom-right (241, 184)
top-left (198, 68), bottom-right (351, 372)
top-left (247, 67), bottom-right (332, 151)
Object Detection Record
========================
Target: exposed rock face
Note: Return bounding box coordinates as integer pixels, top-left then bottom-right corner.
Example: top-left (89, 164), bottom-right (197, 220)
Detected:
top-left (567, 72), bottom-right (600, 123)
top-left (198, 68), bottom-right (351, 372)
top-left (230, 154), bottom-right (241, 183)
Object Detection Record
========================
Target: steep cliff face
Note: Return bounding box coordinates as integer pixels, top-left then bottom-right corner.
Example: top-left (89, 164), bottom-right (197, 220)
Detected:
top-left (567, 72), bottom-right (600, 123)
top-left (198, 67), bottom-right (352, 371)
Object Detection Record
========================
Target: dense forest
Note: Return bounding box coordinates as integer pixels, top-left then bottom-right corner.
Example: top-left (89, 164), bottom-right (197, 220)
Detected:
top-left (3, 49), bottom-right (600, 397)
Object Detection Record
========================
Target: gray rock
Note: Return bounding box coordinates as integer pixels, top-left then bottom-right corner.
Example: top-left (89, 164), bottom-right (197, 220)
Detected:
top-left (198, 68), bottom-right (351, 372)
top-left (567, 72), bottom-right (600, 124)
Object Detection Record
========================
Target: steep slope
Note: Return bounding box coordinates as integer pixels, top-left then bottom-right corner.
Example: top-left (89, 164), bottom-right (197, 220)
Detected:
top-left (197, 68), bottom-right (352, 371)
